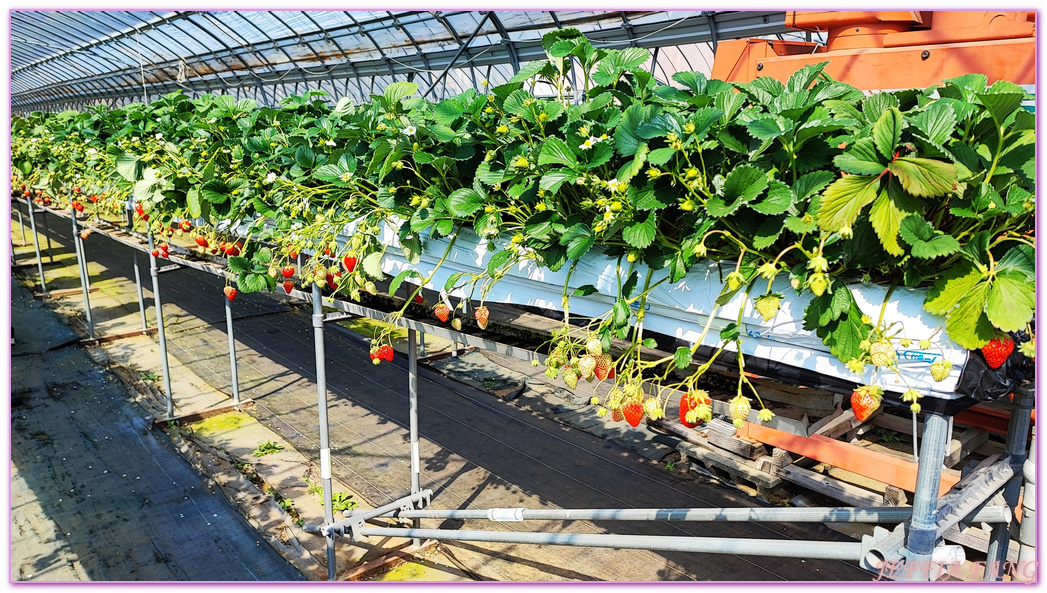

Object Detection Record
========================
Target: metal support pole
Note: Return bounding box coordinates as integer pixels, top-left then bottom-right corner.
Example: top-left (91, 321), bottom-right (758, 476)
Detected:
top-left (225, 295), bottom-right (240, 405)
top-left (15, 204), bottom-right (27, 245)
top-left (147, 233), bottom-right (174, 418)
top-left (1016, 435), bottom-right (1035, 581)
top-left (24, 196), bottom-right (48, 296)
top-left (901, 412), bottom-right (951, 581)
top-left (133, 251), bottom-right (149, 331)
top-left (311, 284), bottom-right (337, 581)
top-left (984, 386), bottom-right (1034, 580)
top-left (408, 327), bottom-right (421, 547)
top-left (391, 505), bottom-right (1012, 525)
top-left (40, 208), bottom-right (54, 263)
top-left (355, 526), bottom-right (864, 561)
top-left (70, 212), bottom-right (95, 339)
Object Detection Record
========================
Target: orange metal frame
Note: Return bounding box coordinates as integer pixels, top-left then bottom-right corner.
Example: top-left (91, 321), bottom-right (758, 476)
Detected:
top-left (711, 10), bottom-right (1034, 89)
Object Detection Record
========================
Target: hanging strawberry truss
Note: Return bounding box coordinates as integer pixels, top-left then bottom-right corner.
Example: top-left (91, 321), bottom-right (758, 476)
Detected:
top-left (11, 29), bottom-right (1034, 428)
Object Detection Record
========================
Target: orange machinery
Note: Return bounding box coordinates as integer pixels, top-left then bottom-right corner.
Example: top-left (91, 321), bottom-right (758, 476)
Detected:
top-left (710, 10), bottom-right (1034, 89)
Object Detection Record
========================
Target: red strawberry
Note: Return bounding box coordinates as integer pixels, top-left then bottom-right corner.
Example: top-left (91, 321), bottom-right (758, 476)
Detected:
top-left (283, 280), bottom-right (294, 294)
top-left (142, 214), bottom-right (149, 221)
top-left (288, 249), bottom-right (298, 259)
top-left (475, 306), bottom-right (490, 330)
top-left (850, 385), bottom-right (883, 423)
top-left (611, 408), bottom-right (625, 423)
top-left (80, 230), bottom-right (91, 240)
top-left (379, 345), bottom-right (394, 362)
top-left (224, 286), bottom-right (237, 301)
top-left (73, 187), bottom-right (81, 194)
top-left (594, 354), bottom-right (613, 381)
top-left (89, 195), bottom-right (98, 203)
top-left (42, 197), bottom-right (50, 205)
top-left (195, 236), bottom-right (209, 248)
top-left (981, 337), bottom-right (1014, 369)
top-left (343, 255), bottom-right (357, 273)
top-left (180, 220), bottom-right (192, 232)
top-left (282, 266), bottom-right (295, 278)
top-left (434, 303), bottom-right (450, 322)
top-left (369, 350), bottom-right (380, 364)
top-left (413, 293), bottom-right (425, 305)
top-left (227, 242), bottom-right (242, 256)
top-left (622, 400), bottom-right (644, 427)
top-left (325, 273), bottom-right (338, 290)
top-left (679, 390), bottom-right (711, 428)
top-left (323, 248), bottom-right (331, 257)
top-left (151, 248), bottom-right (160, 257)
top-left (134, 203), bottom-right (144, 216)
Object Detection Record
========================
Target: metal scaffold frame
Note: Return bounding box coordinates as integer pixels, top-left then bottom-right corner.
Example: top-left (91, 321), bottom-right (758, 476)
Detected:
top-left (9, 200), bottom-right (1036, 582)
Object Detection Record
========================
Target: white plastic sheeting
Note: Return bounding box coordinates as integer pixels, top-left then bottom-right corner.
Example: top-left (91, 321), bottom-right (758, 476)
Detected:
top-left (358, 222), bottom-right (969, 401)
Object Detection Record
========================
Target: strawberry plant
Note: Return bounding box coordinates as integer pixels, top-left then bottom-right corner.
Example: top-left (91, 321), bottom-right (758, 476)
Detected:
top-left (11, 28), bottom-right (1033, 430)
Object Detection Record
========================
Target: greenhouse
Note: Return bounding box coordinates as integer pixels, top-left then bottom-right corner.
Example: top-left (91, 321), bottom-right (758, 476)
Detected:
top-left (8, 9), bottom-right (1036, 583)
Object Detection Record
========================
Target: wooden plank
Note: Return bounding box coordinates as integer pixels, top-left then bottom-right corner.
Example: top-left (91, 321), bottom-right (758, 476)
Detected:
top-left (945, 428), bottom-right (989, 468)
top-left (739, 421), bottom-right (960, 495)
top-left (708, 429), bottom-right (766, 460)
top-left (811, 408), bottom-right (860, 439)
top-left (779, 465), bottom-right (883, 508)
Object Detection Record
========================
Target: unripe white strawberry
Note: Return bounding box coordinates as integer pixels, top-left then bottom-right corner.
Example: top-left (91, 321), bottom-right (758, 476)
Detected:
top-left (929, 360), bottom-right (951, 382)
top-left (578, 355), bottom-right (597, 379)
top-left (586, 337), bottom-right (603, 357)
top-left (869, 340), bottom-right (896, 367)
top-left (562, 368), bottom-right (579, 390)
top-left (729, 395), bottom-right (751, 428)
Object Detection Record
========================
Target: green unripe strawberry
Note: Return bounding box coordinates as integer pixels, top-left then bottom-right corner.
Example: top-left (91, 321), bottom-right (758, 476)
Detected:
top-left (869, 340), bottom-right (896, 367)
top-left (729, 396), bottom-right (751, 429)
top-left (929, 360), bottom-right (951, 382)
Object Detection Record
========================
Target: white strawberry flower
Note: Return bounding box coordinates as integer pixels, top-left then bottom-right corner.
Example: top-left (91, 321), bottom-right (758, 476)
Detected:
top-left (403, 126), bottom-right (417, 136)
top-left (264, 172), bottom-right (277, 184)
top-left (339, 172), bottom-right (352, 182)
top-left (86, 148), bottom-right (97, 156)
top-left (606, 179), bottom-right (624, 193)
top-left (155, 133), bottom-right (163, 140)
top-left (325, 140), bottom-right (336, 146)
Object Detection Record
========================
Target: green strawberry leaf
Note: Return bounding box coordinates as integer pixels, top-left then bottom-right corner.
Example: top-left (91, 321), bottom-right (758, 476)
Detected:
top-left (995, 244), bottom-right (1035, 279)
top-left (388, 269), bottom-right (422, 299)
top-left (236, 272), bottom-right (267, 294)
top-left (227, 255), bottom-right (251, 273)
top-left (985, 270), bottom-right (1035, 332)
top-left (817, 174), bottom-right (880, 232)
top-left (945, 282), bottom-right (995, 349)
top-left (976, 81), bottom-right (1026, 127)
top-left (924, 260), bottom-right (983, 315)
top-left (793, 170), bottom-right (836, 201)
top-left (833, 138), bottom-right (888, 175)
top-left (561, 223), bottom-right (594, 260)
top-left (909, 102), bottom-right (957, 145)
top-left (872, 106), bottom-right (904, 159)
top-left (898, 216), bottom-right (960, 259)
top-left (362, 251), bottom-right (385, 280)
top-left (539, 170), bottom-right (575, 194)
top-left (446, 188), bottom-right (484, 218)
top-left (573, 284), bottom-right (598, 297)
top-left (888, 157), bottom-right (957, 198)
top-left (868, 181), bottom-right (922, 256)
top-left (674, 346), bottom-right (692, 370)
top-left (538, 136), bottom-right (578, 168)
top-left (816, 301), bottom-right (872, 362)
top-left (707, 164), bottom-right (768, 218)
top-left (622, 210), bottom-right (657, 249)
top-left (383, 81), bottom-right (419, 105)
top-left (749, 180), bottom-right (794, 216)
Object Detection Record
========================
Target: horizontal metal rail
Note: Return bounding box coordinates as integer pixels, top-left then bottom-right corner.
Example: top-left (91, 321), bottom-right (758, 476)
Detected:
top-left (388, 505), bottom-right (1012, 525)
top-left (355, 526), bottom-right (864, 561)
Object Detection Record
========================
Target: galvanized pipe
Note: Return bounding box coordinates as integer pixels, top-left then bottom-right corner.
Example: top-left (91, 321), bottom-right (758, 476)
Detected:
top-left (985, 386), bottom-right (1034, 580)
top-left (70, 211), bottom-right (95, 339)
top-left (311, 284), bottom-right (337, 581)
top-left (902, 412), bottom-right (951, 581)
top-left (391, 505), bottom-right (1012, 524)
top-left (408, 328), bottom-right (421, 546)
top-left (24, 196), bottom-right (48, 295)
top-left (147, 232), bottom-right (174, 418)
top-left (340, 490), bottom-right (434, 523)
top-left (225, 294), bottom-right (240, 405)
top-left (356, 526), bottom-right (864, 561)
top-left (15, 204), bottom-right (27, 245)
top-left (132, 251), bottom-right (149, 331)
top-left (39, 207), bottom-right (54, 263)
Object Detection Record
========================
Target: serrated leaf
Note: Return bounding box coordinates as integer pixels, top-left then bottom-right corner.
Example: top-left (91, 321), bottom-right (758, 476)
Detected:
top-left (872, 106), bottom-right (904, 160)
top-left (539, 170), bottom-right (574, 194)
top-left (995, 244), bottom-right (1034, 279)
top-left (898, 216), bottom-right (960, 259)
top-left (237, 272), bottom-right (267, 294)
top-left (432, 98), bottom-right (466, 125)
top-left (582, 142), bottom-right (613, 170)
top-left (199, 179), bottom-right (231, 204)
top-left (888, 157), bottom-right (957, 198)
top-left (720, 322), bottom-right (740, 343)
top-left (909, 102), bottom-right (957, 145)
top-left (641, 337), bottom-right (658, 349)
top-left (384, 81), bottom-right (418, 105)
top-left (749, 180), bottom-right (793, 215)
top-left (509, 60), bottom-right (548, 84)
top-left (784, 215), bottom-right (818, 235)
top-left (227, 255), bottom-right (250, 273)
top-left (622, 210), bottom-right (657, 249)
top-left (388, 269), bottom-right (421, 299)
top-left (862, 92), bottom-right (899, 124)
top-left (186, 188), bottom-right (202, 218)
top-left (924, 261), bottom-right (983, 315)
top-left (573, 284), bottom-right (598, 297)
top-left (753, 216), bottom-right (786, 250)
top-left (817, 175), bottom-right (880, 232)
top-left (487, 249), bottom-right (513, 276)
top-left (115, 153), bottom-right (142, 182)
top-left (362, 251), bottom-right (385, 280)
top-left (945, 283), bottom-right (995, 349)
top-left (646, 147), bottom-right (676, 167)
top-left (561, 223), bottom-right (594, 260)
top-left (985, 270), bottom-right (1034, 332)
top-left (834, 138), bottom-right (888, 175)
top-left (538, 137), bottom-right (578, 168)
top-left (294, 145), bottom-right (317, 169)
top-left (446, 188), bottom-right (484, 218)
top-left (868, 183), bottom-right (922, 257)
top-left (818, 302), bottom-right (872, 361)
top-left (746, 116), bottom-right (794, 141)
top-left (635, 113), bottom-right (681, 139)
top-left (976, 82), bottom-right (1025, 127)
top-left (707, 164), bottom-right (768, 218)
top-left (793, 170), bottom-right (836, 201)
top-left (674, 346), bottom-right (692, 370)
top-left (672, 71), bottom-right (708, 94)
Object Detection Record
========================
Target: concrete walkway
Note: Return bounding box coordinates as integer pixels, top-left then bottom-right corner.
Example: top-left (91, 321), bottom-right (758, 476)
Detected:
top-left (10, 205), bottom-right (874, 582)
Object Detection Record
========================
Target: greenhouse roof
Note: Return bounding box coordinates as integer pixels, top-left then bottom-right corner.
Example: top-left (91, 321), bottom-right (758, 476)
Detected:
top-left (11, 10), bottom-right (801, 112)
